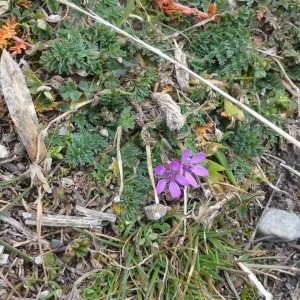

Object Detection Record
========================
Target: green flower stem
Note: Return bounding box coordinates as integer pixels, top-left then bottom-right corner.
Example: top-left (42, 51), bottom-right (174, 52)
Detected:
top-left (0, 186), bottom-right (32, 216)
top-left (0, 239), bottom-right (35, 264)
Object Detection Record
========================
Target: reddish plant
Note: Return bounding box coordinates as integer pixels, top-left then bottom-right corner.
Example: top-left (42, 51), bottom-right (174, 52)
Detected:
top-left (0, 18), bottom-right (30, 54)
top-left (157, 0), bottom-right (217, 20)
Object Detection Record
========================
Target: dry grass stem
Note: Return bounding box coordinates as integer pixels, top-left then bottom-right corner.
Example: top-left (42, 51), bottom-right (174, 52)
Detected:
top-left (113, 126), bottom-right (124, 200)
top-left (0, 271), bottom-right (23, 299)
top-left (145, 143), bottom-right (160, 205)
top-left (271, 56), bottom-right (300, 116)
top-left (36, 186), bottom-right (48, 283)
top-left (236, 261), bottom-right (273, 300)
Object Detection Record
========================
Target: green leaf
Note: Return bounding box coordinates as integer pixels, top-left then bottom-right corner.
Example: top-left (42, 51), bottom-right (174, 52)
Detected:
top-left (238, 205), bottom-right (248, 219)
top-left (65, 130), bottom-right (107, 167)
top-left (138, 237), bottom-right (146, 246)
top-left (23, 69), bottom-right (43, 89)
top-left (37, 18), bottom-right (47, 30)
top-left (223, 99), bottom-right (246, 121)
top-left (204, 160), bottom-right (225, 183)
top-left (152, 223), bottom-right (171, 232)
top-left (116, 0), bottom-right (135, 27)
top-left (118, 107), bottom-right (135, 131)
top-left (44, 90), bottom-right (55, 101)
top-left (148, 233), bottom-right (158, 240)
top-left (204, 160), bottom-right (225, 173)
top-left (60, 82), bottom-right (82, 101)
top-left (78, 80), bottom-right (90, 93)
top-left (45, 252), bottom-right (58, 280)
top-left (47, 0), bottom-right (59, 13)
top-left (68, 239), bottom-right (90, 258)
top-left (215, 150), bottom-right (238, 186)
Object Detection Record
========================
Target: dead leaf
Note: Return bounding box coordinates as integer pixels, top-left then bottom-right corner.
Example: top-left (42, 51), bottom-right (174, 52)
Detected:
top-left (221, 99), bottom-right (246, 127)
top-left (174, 40), bottom-right (189, 92)
top-left (0, 0), bottom-right (10, 16)
top-left (159, 62), bottom-right (175, 88)
top-left (29, 163), bottom-right (52, 193)
top-left (144, 204), bottom-right (170, 220)
top-left (0, 97), bottom-right (6, 118)
top-left (0, 49), bottom-right (47, 162)
top-left (197, 141), bottom-right (223, 156)
top-left (162, 85), bottom-right (173, 94)
top-left (17, 0), bottom-right (32, 8)
top-left (195, 123), bottom-right (214, 141)
top-left (152, 92), bottom-right (185, 131)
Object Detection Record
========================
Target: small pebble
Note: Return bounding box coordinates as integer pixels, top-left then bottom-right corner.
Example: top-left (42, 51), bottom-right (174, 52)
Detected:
top-left (144, 204), bottom-right (170, 220)
top-left (58, 126), bottom-right (69, 136)
top-left (50, 239), bottom-right (65, 249)
top-left (34, 256), bottom-right (43, 265)
top-left (47, 14), bottom-right (61, 22)
top-left (0, 246), bottom-right (9, 266)
top-left (39, 291), bottom-right (50, 299)
top-left (0, 145), bottom-right (9, 159)
top-left (99, 128), bottom-right (109, 137)
top-left (14, 142), bottom-right (26, 156)
top-left (258, 208), bottom-right (300, 242)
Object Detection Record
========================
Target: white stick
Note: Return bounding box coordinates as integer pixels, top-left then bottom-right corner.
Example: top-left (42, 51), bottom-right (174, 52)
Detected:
top-left (236, 261), bottom-right (273, 300)
top-left (146, 144), bottom-right (160, 205)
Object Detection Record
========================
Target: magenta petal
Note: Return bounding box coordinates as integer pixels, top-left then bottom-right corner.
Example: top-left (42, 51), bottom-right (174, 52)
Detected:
top-left (190, 152), bottom-right (206, 164)
top-left (175, 175), bottom-right (189, 186)
top-left (185, 171), bottom-right (198, 187)
top-left (156, 179), bottom-right (167, 194)
top-left (155, 165), bottom-right (166, 175)
top-left (181, 149), bottom-right (190, 162)
top-left (179, 164), bottom-right (184, 176)
top-left (169, 181), bottom-right (181, 198)
top-left (191, 166), bottom-right (209, 176)
top-left (169, 160), bottom-right (180, 171)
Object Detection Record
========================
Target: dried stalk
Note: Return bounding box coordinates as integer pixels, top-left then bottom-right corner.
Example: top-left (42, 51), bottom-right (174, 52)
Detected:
top-left (113, 126), bottom-right (124, 201)
top-left (76, 205), bottom-right (116, 222)
top-left (23, 212), bottom-right (104, 228)
top-left (236, 260), bottom-right (273, 300)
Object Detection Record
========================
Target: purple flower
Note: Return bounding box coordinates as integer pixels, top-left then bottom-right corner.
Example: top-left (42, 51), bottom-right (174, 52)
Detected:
top-left (180, 149), bottom-right (209, 187)
top-left (155, 160), bottom-right (189, 198)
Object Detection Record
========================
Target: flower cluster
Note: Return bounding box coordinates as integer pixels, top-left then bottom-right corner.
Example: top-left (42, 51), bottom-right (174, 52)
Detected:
top-left (155, 149), bottom-right (209, 198)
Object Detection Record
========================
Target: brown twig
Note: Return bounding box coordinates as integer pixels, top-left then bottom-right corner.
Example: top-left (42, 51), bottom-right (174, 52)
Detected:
top-left (36, 186), bottom-right (48, 283)
top-left (0, 271), bottom-right (23, 299)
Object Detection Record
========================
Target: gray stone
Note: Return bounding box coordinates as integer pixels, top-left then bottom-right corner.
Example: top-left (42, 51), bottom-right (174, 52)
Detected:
top-left (258, 208), bottom-right (300, 242)
top-left (0, 144), bottom-right (9, 159)
top-left (0, 254), bottom-right (9, 266)
top-left (144, 204), bottom-right (170, 220)
top-left (0, 246), bottom-right (9, 266)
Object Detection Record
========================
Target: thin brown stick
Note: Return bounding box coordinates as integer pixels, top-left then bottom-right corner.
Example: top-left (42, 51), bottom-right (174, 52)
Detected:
top-left (114, 126), bottom-right (124, 199)
top-left (36, 186), bottom-right (48, 283)
top-left (182, 244), bottom-right (198, 296)
top-left (0, 271), bottom-right (23, 299)
top-left (271, 56), bottom-right (300, 116)
top-left (145, 144), bottom-right (160, 205)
